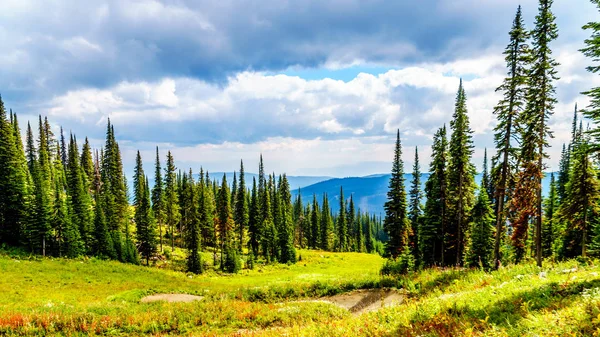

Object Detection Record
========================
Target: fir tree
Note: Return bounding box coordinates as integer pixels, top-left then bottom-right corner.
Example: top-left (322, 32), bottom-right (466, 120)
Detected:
top-left (235, 160), bottom-right (249, 252)
top-left (465, 186), bottom-right (495, 270)
top-left (217, 174), bottom-right (235, 266)
top-left (336, 186), bottom-right (348, 252)
top-left (581, 0), bottom-right (600, 149)
top-left (311, 194), bottom-right (320, 249)
top-left (383, 130), bottom-right (410, 259)
top-left (151, 147), bottom-right (164, 252)
top-left (67, 135), bottom-right (93, 252)
top-left (559, 136), bottom-right (599, 258)
top-left (277, 175), bottom-right (296, 263)
top-left (0, 98), bottom-right (27, 246)
top-left (80, 137), bottom-right (94, 184)
top-left (408, 147), bottom-right (422, 265)
top-left (492, 5), bottom-right (529, 269)
top-left (182, 170), bottom-right (202, 274)
top-left (133, 151), bottom-right (157, 265)
top-left (522, 0), bottom-right (559, 267)
top-left (347, 194), bottom-right (356, 251)
top-left (248, 177), bottom-right (260, 255)
top-left (320, 194), bottom-right (333, 251)
top-left (447, 81), bottom-right (477, 266)
top-left (164, 151), bottom-right (180, 252)
top-left (542, 173), bottom-right (558, 257)
top-left (481, 149), bottom-right (491, 200)
top-left (421, 126), bottom-right (448, 266)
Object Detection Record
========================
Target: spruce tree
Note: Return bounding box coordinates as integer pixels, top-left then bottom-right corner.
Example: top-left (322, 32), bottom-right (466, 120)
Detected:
top-left (277, 174), bottom-right (296, 263)
top-left (217, 174), bottom-right (234, 265)
top-left (67, 135), bottom-right (93, 252)
top-left (133, 151), bottom-right (157, 265)
top-left (320, 194), bottom-right (333, 251)
top-left (336, 186), bottom-right (348, 252)
top-left (347, 194), bottom-right (356, 251)
top-left (80, 137), bottom-right (94, 184)
top-left (522, 0), bottom-right (559, 267)
top-left (311, 194), bottom-right (320, 249)
top-left (465, 186), bottom-right (495, 270)
top-left (151, 147), bottom-right (164, 252)
top-left (383, 130), bottom-right (410, 259)
top-left (248, 177), bottom-right (260, 255)
top-left (492, 5), bottom-right (529, 269)
top-left (421, 126), bottom-right (448, 266)
top-left (0, 98), bottom-right (27, 246)
top-left (447, 81), bottom-right (477, 266)
top-left (364, 212), bottom-right (374, 253)
top-left (581, 0), bottom-right (600, 149)
top-left (182, 170), bottom-right (202, 273)
top-left (481, 149), bottom-right (491, 200)
top-left (235, 160), bottom-right (249, 252)
top-left (542, 173), bottom-right (558, 257)
top-left (557, 144), bottom-right (570, 202)
top-left (164, 151), bottom-right (180, 252)
top-left (408, 147), bottom-right (422, 265)
top-left (559, 135), bottom-right (599, 258)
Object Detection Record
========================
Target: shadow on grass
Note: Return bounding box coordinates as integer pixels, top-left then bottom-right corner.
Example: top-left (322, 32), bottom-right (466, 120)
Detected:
top-left (395, 277), bottom-right (600, 336)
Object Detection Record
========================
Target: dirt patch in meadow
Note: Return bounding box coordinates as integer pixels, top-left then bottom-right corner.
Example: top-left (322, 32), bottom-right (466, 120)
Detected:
top-left (292, 288), bottom-right (404, 315)
top-left (140, 293), bottom-right (204, 303)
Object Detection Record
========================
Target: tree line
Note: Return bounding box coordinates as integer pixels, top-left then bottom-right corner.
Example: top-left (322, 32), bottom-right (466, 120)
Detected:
top-left (0, 112), bottom-right (386, 273)
top-left (382, 0), bottom-right (600, 272)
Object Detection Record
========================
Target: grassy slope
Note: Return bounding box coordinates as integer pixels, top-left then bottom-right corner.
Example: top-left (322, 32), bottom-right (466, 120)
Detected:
top-left (2, 251), bottom-right (600, 336)
top-left (0, 250), bottom-right (384, 336)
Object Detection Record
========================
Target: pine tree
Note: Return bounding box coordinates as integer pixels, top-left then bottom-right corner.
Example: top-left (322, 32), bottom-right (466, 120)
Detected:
top-left (235, 160), bottom-right (249, 252)
top-left (347, 194), bottom-right (356, 251)
top-left (217, 174), bottom-right (235, 266)
top-left (465, 186), bottom-right (495, 270)
top-left (383, 130), bottom-right (410, 258)
top-left (248, 177), bottom-right (260, 255)
top-left (447, 81), bottom-right (477, 266)
top-left (182, 170), bottom-right (202, 274)
top-left (492, 5), bottom-right (529, 269)
top-left (581, 0), bottom-right (600, 149)
top-left (80, 137), bottom-right (94, 184)
top-left (164, 151), bottom-right (180, 252)
top-left (277, 174), bottom-right (296, 263)
top-left (421, 126), bottom-right (448, 266)
top-left (67, 135), bottom-right (93, 252)
top-left (311, 194), bottom-right (320, 249)
top-left (0, 98), bottom-right (27, 247)
top-left (559, 136), bottom-right (599, 258)
top-left (151, 147), bottom-right (164, 252)
top-left (521, 0), bottom-right (559, 267)
top-left (320, 194), bottom-right (333, 251)
top-left (336, 186), bottom-right (348, 252)
top-left (542, 173), bottom-right (558, 257)
top-left (408, 147), bottom-right (422, 265)
top-left (133, 151), bottom-right (157, 265)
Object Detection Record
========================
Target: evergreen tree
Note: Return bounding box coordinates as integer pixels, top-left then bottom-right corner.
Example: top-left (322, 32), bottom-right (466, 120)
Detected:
top-left (557, 144), bottom-right (570, 202)
top-left (151, 147), bottom-right (164, 252)
top-left (217, 174), bottom-right (235, 266)
top-left (542, 173), bottom-right (558, 257)
top-left (447, 81), bottom-right (477, 266)
top-left (336, 186), bottom-right (348, 252)
top-left (383, 130), bottom-right (410, 258)
top-left (80, 137), bottom-right (94, 184)
top-left (408, 147), bottom-right (422, 265)
top-left (559, 136), bottom-right (599, 258)
top-left (320, 194), bottom-right (333, 251)
top-left (311, 194), bottom-right (320, 249)
top-left (277, 175), bottom-right (296, 263)
top-left (182, 170), bottom-right (202, 274)
top-left (347, 194), bottom-right (356, 251)
top-left (248, 177), bottom-right (260, 255)
top-left (481, 149), bottom-right (492, 200)
top-left (581, 0), bottom-right (600, 149)
top-left (0, 98), bottom-right (27, 246)
top-left (492, 5), bottom-right (529, 269)
top-left (364, 212), bottom-right (374, 253)
top-left (465, 186), bottom-right (495, 269)
top-left (521, 0), bottom-right (559, 267)
top-left (133, 151), bottom-right (157, 265)
top-left (235, 160), bottom-right (249, 252)
top-left (421, 126), bottom-right (448, 266)
top-left (67, 135), bottom-right (93, 252)
top-left (164, 151), bottom-right (180, 251)
top-left (60, 127), bottom-right (67, 168)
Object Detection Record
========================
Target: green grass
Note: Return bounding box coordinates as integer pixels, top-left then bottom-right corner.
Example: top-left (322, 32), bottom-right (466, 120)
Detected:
top-left (3, 250), bottom-right (600, 336)
top-left (0, 249), bottom-right (384, 336)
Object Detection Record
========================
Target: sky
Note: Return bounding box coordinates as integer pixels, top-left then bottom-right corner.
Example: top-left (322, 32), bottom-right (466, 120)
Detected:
top-left (1, 0), bottom-right (599, 177)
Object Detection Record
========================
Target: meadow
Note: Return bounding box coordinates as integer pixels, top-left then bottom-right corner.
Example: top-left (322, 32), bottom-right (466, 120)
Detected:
top-left (1, 249), bottom-right (600, 336)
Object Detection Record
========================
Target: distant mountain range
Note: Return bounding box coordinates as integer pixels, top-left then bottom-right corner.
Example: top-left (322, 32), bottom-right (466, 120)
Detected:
top-left (205, 172), bottom-right (333, 191)
top-left (292, 173), bottom-right (555, 215)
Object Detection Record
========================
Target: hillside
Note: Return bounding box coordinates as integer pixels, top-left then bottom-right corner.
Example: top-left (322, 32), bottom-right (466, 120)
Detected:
top-left (294, 173), bottom-right (554, 215)
top-left (1, 250), bottom-right (599, 336)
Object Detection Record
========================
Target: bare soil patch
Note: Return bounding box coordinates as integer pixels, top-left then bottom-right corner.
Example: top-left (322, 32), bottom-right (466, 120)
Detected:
top-left (140, 293), bottom-right (204, 303)
top-left (290, 288), bottom-right (403, 315)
